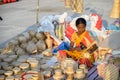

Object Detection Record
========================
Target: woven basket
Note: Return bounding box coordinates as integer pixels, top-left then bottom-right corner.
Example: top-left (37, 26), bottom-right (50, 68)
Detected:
top-left (76, 0), bottom-right (83, 13)
top-left (64, 0), bottom-right (71, 8)
top-left (110, 0), bottom-right (120, 18)
top-left (71, 0), bottom-right (77, 12)
top-left (104, 64), bottom-right (119, 80)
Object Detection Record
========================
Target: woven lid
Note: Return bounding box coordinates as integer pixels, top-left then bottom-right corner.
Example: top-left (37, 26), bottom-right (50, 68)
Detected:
top-left (4, 71), bottom-right (13, 76)
top-left (19, 63), bottom-right (29, 70)
top-left (6, 76), bottom-right (14, 80)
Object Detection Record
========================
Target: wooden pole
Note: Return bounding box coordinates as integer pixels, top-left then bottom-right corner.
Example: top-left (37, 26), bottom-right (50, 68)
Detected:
top-left (36, 0), bottom-right (40, 32)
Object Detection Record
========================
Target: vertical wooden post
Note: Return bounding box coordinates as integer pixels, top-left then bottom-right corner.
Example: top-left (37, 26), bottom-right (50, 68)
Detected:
top-left (36, 0), bottom-right (40, 32)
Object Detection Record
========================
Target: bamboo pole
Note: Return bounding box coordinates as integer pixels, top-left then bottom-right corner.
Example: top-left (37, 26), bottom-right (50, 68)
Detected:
top-left (36, 0), bottom-right (40, 32)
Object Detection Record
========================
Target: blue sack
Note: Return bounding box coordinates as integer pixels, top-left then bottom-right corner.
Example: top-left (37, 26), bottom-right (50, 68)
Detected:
top-left (52, 42), bottom-right (70, 53)
top-left (107, 24), bottom-right (120, 30)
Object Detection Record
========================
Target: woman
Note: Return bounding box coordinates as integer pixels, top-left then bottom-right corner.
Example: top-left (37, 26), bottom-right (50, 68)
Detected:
top-left (58, 18), bottom-right (97, 67)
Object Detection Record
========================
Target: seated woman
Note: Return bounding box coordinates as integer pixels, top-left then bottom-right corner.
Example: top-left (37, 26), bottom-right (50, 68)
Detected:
top-left (58, 18), bottom-right (98, 67)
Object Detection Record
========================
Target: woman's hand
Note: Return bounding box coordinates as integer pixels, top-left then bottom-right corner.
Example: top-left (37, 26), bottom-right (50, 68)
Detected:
top-left (69, 47), bottom-right (74, 51)
top-left (69, 41), bottom-right (81, 51)
top-left (74, 47), bottom-right (81, 51)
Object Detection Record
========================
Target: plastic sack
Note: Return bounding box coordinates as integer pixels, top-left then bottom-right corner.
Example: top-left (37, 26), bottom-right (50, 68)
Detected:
top-left (106, 24), bottom-right (120, 30)
top-left (52, 42), bottom-right (70, 53)
top-left (80, 14), bottom-right (90, 20)
top-left (46, 56), bottom-right (58, 66)
top-left (113, 19), bottom-right (120, 27)
top-left (89, 14), bottom-right (102, 31)
top-left (38, 16), bottom-right (55, 35)
top-left (65, 16), bottom-right (72, 23)
top-left (53, 15), bottom-right (60, 22)
top-left (58, 12), bottom-right (68, 23)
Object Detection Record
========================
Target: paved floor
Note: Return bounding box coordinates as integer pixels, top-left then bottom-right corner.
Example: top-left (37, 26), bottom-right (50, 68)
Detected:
top-left (0, 0), bottom-right (115, 48)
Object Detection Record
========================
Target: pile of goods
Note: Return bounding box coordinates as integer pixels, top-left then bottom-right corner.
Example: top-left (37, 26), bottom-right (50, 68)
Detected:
top-left (0, 12), bottom-right (120, 79)
top-left (0, 30), bottom-right (56, 80)
top-left (1, 30), bottom-right (47, 54)
top-left (0, 54), bottom-right (40, 80)
top-left (42, 58), bottom-right (88, 80)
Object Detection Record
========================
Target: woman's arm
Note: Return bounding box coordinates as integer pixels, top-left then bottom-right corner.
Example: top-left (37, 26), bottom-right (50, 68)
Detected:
top-left (69, 41), bottom-right (74, 51)
top-left (69, 41), bottom-right (81, 51)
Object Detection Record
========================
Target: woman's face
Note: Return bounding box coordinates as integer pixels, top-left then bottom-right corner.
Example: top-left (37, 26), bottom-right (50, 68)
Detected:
top-left (76, 24), bottom-right (86, 34)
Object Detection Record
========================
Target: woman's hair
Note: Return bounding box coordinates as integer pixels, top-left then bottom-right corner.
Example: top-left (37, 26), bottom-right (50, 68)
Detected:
top-left (76, 18), bottom-right (86, 27)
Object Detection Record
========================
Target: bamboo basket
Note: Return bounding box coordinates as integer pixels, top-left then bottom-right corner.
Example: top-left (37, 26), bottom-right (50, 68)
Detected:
top-left (76, 0), bottom-right (83, 13)
top-left (104, 64), bottom-right (119, 80)
top-left (64, 0), bottom-right (71, 8)
top-left (71, 0), bottom-right (77, 12)
top-left (110, 0), bottom-right (120, 18)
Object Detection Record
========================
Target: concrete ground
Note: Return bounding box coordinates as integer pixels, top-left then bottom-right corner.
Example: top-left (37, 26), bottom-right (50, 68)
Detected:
top-left (0, 0), bottom-right (115, 48)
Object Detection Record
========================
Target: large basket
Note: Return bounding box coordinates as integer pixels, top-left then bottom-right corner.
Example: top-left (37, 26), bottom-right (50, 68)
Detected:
top-left (71, 0), bottom-right (77, 12)
top-left (110, 0), bottom-right (120, 18)
top-left (70, 0), bottom-right (83, 13)
top-left (64, 0), bottom-right (71, 8)
top-left (104, 64), bottom-right (119, 80)
top-left (76, 0), bottom-right (83, 13)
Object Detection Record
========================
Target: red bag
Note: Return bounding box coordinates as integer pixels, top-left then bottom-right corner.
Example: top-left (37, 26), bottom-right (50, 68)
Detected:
top-left (65, 24), bottom-right (76, 40)
top-left (91, 14), bottom-right (102, 31)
